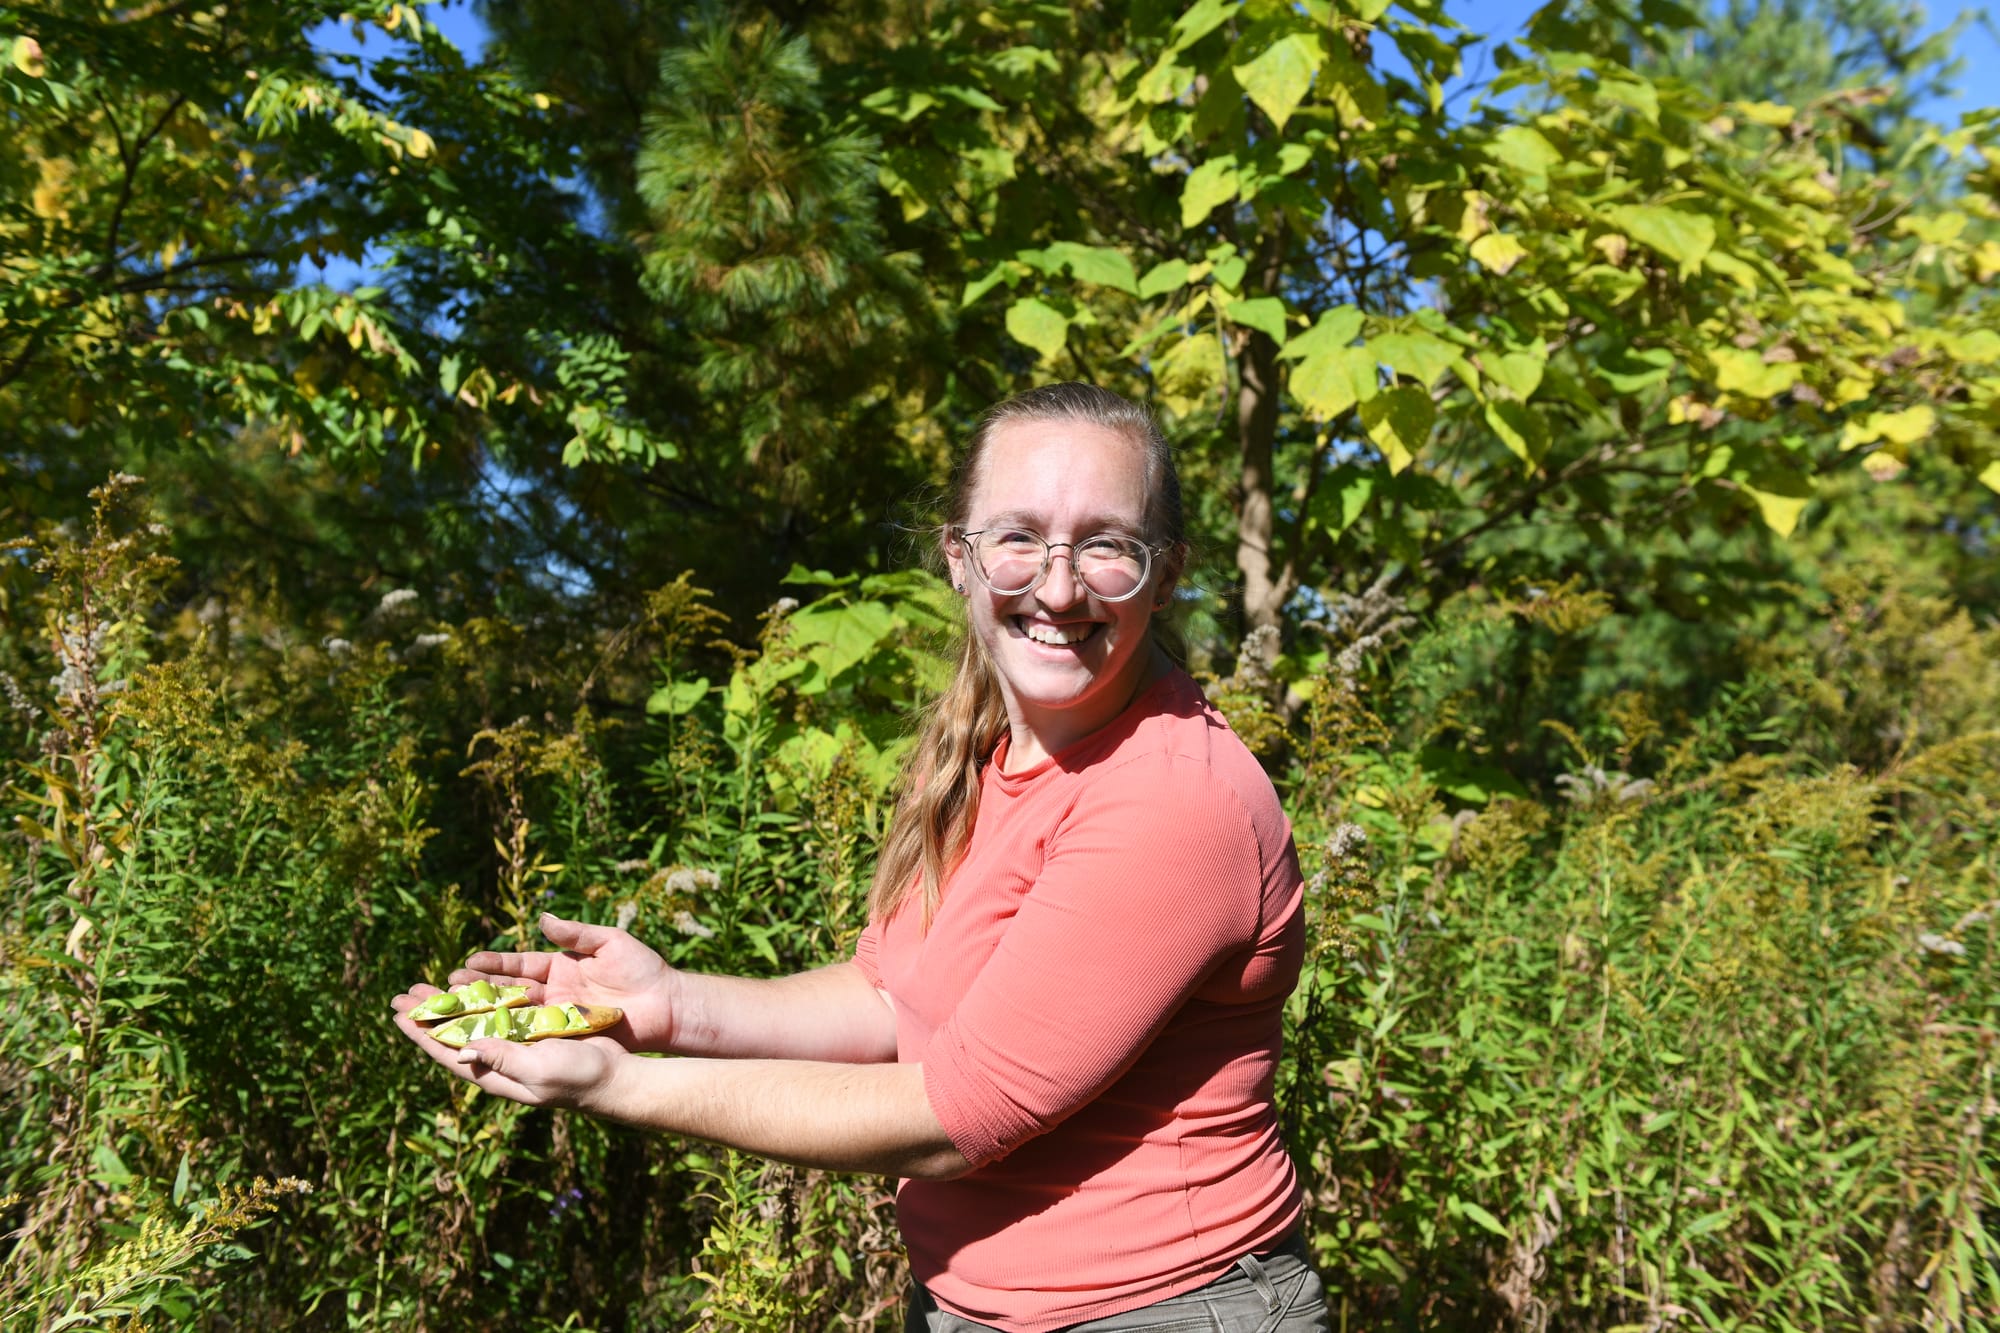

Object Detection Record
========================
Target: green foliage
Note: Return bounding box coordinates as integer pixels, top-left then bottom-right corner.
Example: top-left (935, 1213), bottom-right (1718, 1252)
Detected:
top-left (3, 0), bottom-right (1999, 1329)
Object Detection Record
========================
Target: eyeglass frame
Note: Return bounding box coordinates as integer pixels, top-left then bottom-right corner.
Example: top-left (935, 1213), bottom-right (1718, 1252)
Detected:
top-left (949, 525), bottom-right (1172, 604)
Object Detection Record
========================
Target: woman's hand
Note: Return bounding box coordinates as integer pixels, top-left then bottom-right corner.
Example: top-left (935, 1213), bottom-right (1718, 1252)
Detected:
top-left (391, 912), bottom-right (679, 1051)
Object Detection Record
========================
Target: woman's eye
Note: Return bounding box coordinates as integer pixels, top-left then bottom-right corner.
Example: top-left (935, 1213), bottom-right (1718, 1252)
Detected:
top-left (994, 530), bottom-right (1042, 551)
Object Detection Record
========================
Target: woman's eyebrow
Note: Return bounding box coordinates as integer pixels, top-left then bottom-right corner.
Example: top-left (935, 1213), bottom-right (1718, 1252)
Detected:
top-left (978, 510), bottom-right (1145, 536)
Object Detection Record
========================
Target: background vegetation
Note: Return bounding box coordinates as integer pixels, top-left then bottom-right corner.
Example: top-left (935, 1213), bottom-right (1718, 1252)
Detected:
top-left (2, 0), bottom-right (1996, 1327)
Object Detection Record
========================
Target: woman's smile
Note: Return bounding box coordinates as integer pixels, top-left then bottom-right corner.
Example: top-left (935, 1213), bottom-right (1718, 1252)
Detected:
top-left (947, 416), bottom-right (1177, 770)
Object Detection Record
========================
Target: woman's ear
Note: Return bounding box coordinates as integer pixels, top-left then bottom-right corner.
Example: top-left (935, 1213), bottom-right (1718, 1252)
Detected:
top-left (1151, 542), bottom-right (1188, 610)
top-left (944, 529), bottom-right (968, 595)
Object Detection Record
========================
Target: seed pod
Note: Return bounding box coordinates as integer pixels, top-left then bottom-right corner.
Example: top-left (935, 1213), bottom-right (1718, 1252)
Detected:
top-left (424, 1003), bottom-right (621, 1049)
top-left (409, 981), bottom-right (531, 1022)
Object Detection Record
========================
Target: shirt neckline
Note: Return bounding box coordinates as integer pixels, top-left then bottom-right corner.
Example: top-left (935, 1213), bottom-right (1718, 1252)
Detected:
top-left (986, 668), bottom-right (1189, 788)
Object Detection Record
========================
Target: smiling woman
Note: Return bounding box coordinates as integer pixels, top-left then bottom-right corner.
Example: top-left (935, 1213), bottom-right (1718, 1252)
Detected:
top-left (392, 384), bottom-right (1327, 1332)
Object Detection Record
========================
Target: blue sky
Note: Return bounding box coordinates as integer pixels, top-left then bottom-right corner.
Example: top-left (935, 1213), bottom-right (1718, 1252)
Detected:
top-left (374, 0), bottom-right (2000, 120)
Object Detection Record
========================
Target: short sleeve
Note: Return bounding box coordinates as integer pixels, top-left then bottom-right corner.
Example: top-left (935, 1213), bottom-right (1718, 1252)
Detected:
top-left (919, 764), bottom-right (1265, 1167)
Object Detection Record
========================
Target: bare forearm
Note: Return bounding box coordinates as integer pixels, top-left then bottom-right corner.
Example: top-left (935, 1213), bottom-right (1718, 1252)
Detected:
top-left (587, 1053), bottom-right (971, 1180)
top-left (656, 961), bottom-right (897, 1063)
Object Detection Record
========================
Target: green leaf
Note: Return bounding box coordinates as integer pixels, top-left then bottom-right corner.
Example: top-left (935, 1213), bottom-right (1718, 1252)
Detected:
top-left (1171, 0), bottom-right (1242, 52)
top-left (1943, 329), bottom-right (2000, 363)
top-left (1606, 204), bottom-right (1716, 276)
top-left (646, 677), bottom-right (710, 716)
top-left (1046, 242), bottom-right (1139, 295)
top-left (1484, 348), bottom-right (1545, 400)
top-left (1459, 1201), bottom-right (1510, 1238)
top-left (1234, 32), bottom-right (1322, 131)
top-left (172, 1152), bottom-right (192, 1207)
top-left (1280, 305), bottom-right (1365, 361)
top-left (962, 261), bottom-right (1023, 307)
top-left (1981, 459), bottom-right (2000, 494)
top-left (1597, 346), bottom-right (1675, 393)
top-left (1291, 345), bottom-right (1379, 419)
top-left (1181, 157), bottom-right (1240, 227)
top-left (1308, 463), bottom-right (1376, 536)
top-left (1005, 298), bottom-right (1070, 360)
top-left (1488, 126), bottom-right (1561, 184)
top-left (786, 600), bottom-right (900, 684)
top-left (1137, 54), bottom-right (1197, 103)
top-left (1221, 295), bottom-right (1289, 344)
top-left (1138, 259), bottom-right (1191, 299)
top-left (1360, 386), bottom-right (1436, 473)
top-left (1486, 400), bottom-right (1549, 468)
top-left (1369, 331), bottom-right (1459, 389)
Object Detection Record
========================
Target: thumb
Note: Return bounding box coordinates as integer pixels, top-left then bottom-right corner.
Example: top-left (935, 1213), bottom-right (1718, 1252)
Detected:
top-left (539, 911), bottom-right (622, 955)
top-left (456, 1038), bottom-right (511, 1075)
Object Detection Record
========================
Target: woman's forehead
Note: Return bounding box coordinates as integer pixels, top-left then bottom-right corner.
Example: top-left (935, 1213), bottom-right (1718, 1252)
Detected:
top-left (968, 417), bottom-right (1150, 522)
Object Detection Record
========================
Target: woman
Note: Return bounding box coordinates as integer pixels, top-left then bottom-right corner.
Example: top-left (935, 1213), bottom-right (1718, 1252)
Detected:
top-left (394, 383), bottom-right (1327, 1331)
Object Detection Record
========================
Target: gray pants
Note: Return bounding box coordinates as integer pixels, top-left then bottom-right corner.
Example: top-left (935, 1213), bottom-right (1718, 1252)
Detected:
top-left (904, 1234), bottom-right (1330, 1332)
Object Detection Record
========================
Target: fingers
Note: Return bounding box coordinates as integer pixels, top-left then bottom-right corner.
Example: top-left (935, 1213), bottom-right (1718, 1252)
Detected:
top-left (537, 911), bottom-right (622, 956)
top-left (390, 984), bottom-right (443, 1016)
top-left (450, 953), bottom-right (551, 988)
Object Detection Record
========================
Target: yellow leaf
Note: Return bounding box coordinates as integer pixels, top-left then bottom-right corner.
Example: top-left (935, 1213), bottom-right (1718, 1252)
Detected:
top-left (406, 129), bottom-right (436, 160)
top-left (12, 35), bottom-right (45, 78)
top-left (1974, 240), bottom-right (2000, 283)
top-left (1470, 233), bottom-right (1526, 275)
top-left (1712, 348), bottom-right (1800, 399)
top-left (1733, 100), bottom-right (1795, 127)
top-left (1457, 191), bottom-right (1492, 243)
top-left (1980, 460), bottom-right (2000, 494)
top-left (1742, 479), bottom-right (1812, 537)
top-left (1840, 405), bottom-right (1935, 450)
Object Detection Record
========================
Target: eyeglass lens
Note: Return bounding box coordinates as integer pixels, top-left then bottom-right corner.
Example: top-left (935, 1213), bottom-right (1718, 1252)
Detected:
top-left (972, 530), bottom-right (1148, 600)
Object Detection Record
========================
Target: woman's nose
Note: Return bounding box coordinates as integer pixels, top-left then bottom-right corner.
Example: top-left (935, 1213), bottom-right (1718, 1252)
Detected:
top-left (1038, 549), bottom-right (1085, 606)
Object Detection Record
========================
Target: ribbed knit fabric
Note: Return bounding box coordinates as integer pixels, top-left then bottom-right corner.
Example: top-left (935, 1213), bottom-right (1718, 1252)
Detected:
top-left (853, 669), bottom-right (1306, 1333)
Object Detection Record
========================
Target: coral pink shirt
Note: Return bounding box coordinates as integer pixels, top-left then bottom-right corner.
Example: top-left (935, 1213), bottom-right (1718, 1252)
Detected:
top-left (853, 670), bottom-right (1305, 1332)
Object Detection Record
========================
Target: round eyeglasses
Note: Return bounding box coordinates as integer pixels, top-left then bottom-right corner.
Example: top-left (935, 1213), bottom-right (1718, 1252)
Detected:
top-left (955, 527), bottom-right (1163, 602)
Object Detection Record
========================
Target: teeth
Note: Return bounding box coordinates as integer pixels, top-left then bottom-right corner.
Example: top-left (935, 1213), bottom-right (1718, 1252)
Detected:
top-left (1023, 621), bottom-right (1091, 646)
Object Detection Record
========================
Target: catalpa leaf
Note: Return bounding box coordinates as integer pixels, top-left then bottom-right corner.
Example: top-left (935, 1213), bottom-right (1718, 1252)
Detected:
top-left (1487, 126), bottom-right (1560, 184)
top-left (1469, 232), bottom-right (1527, 274)
top-left (1712, 348), bottom-right (1801, 400)
top-left (1291, 345), bottom-right (1378, 419)
top-left (1369, 331), bottom-right (1459, 390)
top-left (1181, 157), bottom-right (1240, 227)
top-left (1138, 259), bottom-right (1191, 299)
top-left (1234, 32), bottom-right (1321, 131)
top-left (1484, 349), bottom-right (1545, 400)
top-left (1046, 242), bottom-right (1139, 295)
top-left (1005, 298), bottom-right (1069, 359)
top-left (1171, 0), bottom-right (1241, 52)
top-left (1279, 305), bottom-right (1365, 361)
top-left (1739, 468), bottom-right (1814, 537)
top-left (1361, 386), bottom-right (1435, 473)
top-left (1486, 400), bottom-right (1549, 469)
top-left (1607, 204), bottom-right (1716, 275)
top-left (1222, 295), bottom-right (1289, 344)
top-left (1840, 405), bottom-right (1936, 450)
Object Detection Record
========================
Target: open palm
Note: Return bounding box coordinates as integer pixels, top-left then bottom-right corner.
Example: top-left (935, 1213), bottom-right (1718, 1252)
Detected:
top-left (399, 913), bottom-right (678, 1051)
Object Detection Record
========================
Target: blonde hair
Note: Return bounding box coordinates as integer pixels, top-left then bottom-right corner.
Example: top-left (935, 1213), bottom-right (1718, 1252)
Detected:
top-left (867, 383), bottom-right (1186, 927)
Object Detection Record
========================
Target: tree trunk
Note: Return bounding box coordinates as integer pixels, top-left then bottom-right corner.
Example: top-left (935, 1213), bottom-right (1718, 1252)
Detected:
top-left (1232, 230), bottom-right (1291, 655)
